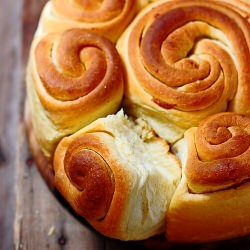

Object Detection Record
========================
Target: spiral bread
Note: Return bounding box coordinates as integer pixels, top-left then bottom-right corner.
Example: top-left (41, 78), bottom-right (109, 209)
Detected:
top-left (168, 112), bottom-right (250, 242)
top-left (54, 111), bottom-right (181, 240)
top-left (25, 0), bottom-right (250, 243)
top-left (26, 28), bottom-right (124, 158)
top-left (36, 0), bottom-right (150, 42)
top-left (117, 0), bottom-right (250, 143)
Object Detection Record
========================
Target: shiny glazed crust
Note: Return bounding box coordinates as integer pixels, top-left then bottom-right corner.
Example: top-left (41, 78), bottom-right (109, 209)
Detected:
top-left (185, 112), bottom-right (250, 193)
top-left (116, 0), bottom-right (250, 143)
top-left (26, 28), bottom-right (124, 158)
top-left (53, 128), bottom-right (131, 239)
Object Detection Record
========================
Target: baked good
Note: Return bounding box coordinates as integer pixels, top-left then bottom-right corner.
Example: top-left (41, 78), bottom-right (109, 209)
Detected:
top-left (117, 0), bottom-right (250, 143)
top-left (167, 112), bottom-right (250, 242)
top-left (54, 111), bottom-right (181, 240)
top-left (36, 0), bottom-right (150, 42)
top-left (25, 0), bottom-right (250, 244)
top-left (26, 28), bottom-right (124, 158)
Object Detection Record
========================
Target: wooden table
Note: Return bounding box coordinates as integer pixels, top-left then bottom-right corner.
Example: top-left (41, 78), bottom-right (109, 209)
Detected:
top-left (1, 0), bottom-right (250, 249)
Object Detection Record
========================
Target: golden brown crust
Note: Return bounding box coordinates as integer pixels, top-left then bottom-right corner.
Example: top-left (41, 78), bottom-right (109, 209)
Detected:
top-left (27, 28), bottom-right (124, 158)
top-left (185, 112), bottom-right (250, 193)
top-left (35, 28), bottom-right (123, 105)
top-left (52, 0), bottom-right (127, 22)
top-left (117, 0), bottom-right (250, 141)
top-left (38, 0), bottom-right (141, 42)
top-left (53, 129), bottom-right (130, 239)
top-left (35, 33), bottom-right (107, 101)
top-left (63, 134), bottom-right (115, 220)
top-left (53, 112), bottom-right (181, 240)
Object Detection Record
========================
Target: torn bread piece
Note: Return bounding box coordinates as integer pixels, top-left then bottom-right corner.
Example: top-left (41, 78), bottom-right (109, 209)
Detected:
top-left (53, 110), bottom-right (181, 240)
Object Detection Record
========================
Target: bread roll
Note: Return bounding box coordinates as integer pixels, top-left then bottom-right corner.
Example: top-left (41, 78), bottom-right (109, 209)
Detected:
top-left (36, 0), bottom-right (150, 42)
top-left (116, 0), bottom-right (250, 144)
top-left (167, 112), bottom-right (250, 242)
top-left (53, 110), bottom-right (181, 240)
top-left (26, 28), bottom-right (124, 158)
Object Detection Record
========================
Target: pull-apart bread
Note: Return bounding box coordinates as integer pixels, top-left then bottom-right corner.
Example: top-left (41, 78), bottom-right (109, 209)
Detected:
top-left (168, 112), bottom-right (250, 242)
top-left (54, 111), bottom-right (181, 240)
top-left (25, 0), bottom-right (250, 243)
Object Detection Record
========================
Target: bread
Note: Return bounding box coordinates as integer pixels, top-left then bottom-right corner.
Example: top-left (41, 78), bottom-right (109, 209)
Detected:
top-left (116, 0), bottom-right (250, 143)
top-left (53, 110), bottom-right (181, 240)
top-left (167, 112), bottom-right (250, 242)
top-left (26, 28), bottom-right (124, 158)
top-left (36, 0), bottom-right (150, 42)
top-left (25, 0), bottom-right (250, 244)
top-left (184, 112), bottom-right (250, 193)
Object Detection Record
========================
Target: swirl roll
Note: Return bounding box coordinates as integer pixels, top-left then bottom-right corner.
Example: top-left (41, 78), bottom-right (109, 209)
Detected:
top-left (182, 112), bottom-right (250, 193)
top-left (26, 28), bottom-right (124, 158)
top-left (36, 0), bottom-right (149, 42)
top-left (53, 111), bottom-right (181, 240)
top-left (117, 0), bottom-right (250, 143)
top-left (166, 112), bottom-right (250, 242)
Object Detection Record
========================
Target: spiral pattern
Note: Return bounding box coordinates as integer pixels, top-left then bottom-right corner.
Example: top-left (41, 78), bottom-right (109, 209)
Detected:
top-left (38, 0), bottom-right (140, 42)
top-left (53, 0), bottom-right (127, 23)
top-left (185, 112), bottom-right (250, 193)
top-left (62, 133), bottom-right (115, 220)
top-left (27, 28), bottom-right (123, 158)
top-left (35, 28), bottom-right (123, 102)
top-left (117, 0), bottom-right (250, 123)
top-left (52, 111), bottom-right (182, 240)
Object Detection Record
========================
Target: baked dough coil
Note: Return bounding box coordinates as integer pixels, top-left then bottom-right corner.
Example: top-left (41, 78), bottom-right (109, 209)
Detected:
top-left (117, 0), bottom-right (250, 143)
top-left (26, 28), bottom-right (124, 158)
top-left (185, 112), bottom-right (250, 193)
top-left (36, 0), bottom-right (149, 42)
top-left (167, 112), bottom-right (250, 243)
top-left (53, 111), bottom-right (181, 240)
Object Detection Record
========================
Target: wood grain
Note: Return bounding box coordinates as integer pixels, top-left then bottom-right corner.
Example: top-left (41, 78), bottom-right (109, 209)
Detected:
top-left (0, 0), bottom-right (22, 249)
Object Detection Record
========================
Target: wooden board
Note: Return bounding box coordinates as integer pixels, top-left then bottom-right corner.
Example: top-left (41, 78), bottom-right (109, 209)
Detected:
top-left (0, 1), bottom-right (23, 249)
top-left (1, 0), bottom-right (249, 249)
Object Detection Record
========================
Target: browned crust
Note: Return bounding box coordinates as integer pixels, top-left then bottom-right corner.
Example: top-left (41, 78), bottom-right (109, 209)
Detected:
top-left (52, 0), bottom-right (127, 23)
top-left (24, 0), bottom-right (250, 244)
top-left (59, 133), bottom-right (115, 220)
top-left (119, 0), bottom-right (250, 115)
top-left (185, 112), bottom-right (250, 193)
top-left (34, 28), bottom-right (124, 105)
top-left (53, 129), bottom-right (130, 239)
top-left (40, 0), bottom-right (137, 42)
top-left (25, 102), bottom-right (127, 237)
top-left (35, 29), bottom-right (123, 102)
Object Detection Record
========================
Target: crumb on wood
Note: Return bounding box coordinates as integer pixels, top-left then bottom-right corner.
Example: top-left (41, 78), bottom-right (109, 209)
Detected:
top-left (48, 225), bottom-right (56, 236)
